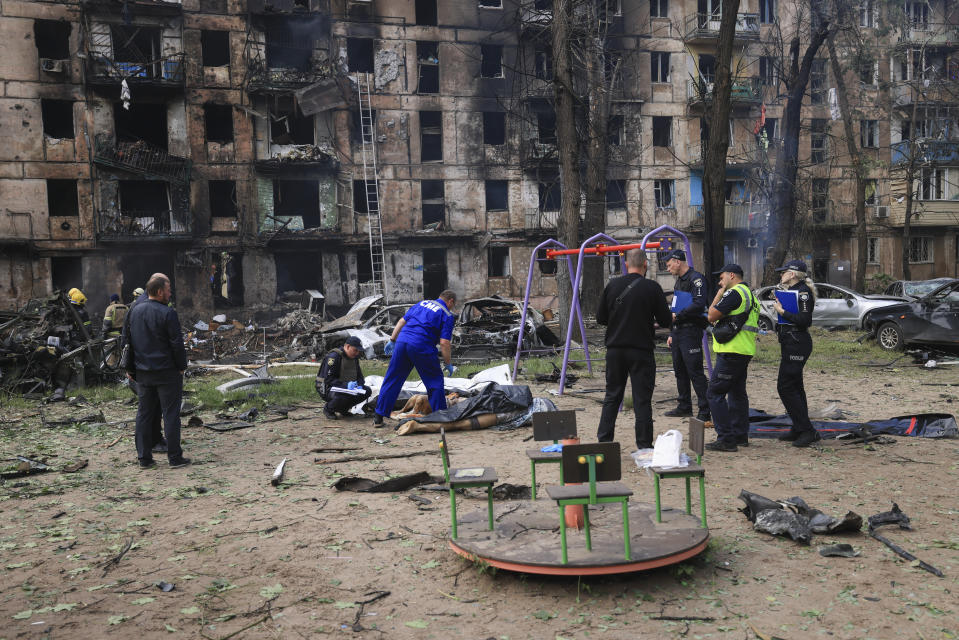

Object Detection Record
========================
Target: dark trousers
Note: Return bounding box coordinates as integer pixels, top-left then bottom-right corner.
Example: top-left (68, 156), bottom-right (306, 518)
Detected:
top-left (375, 341), bottom-right (447, 417)
top-left (326, 386), bottom-right (372, 414)
top-left (597, 347), bottom-right (656, 449)
top-left (135, 369), bottom-right (183, 463)
top-left (777, 330), bottom-right (814, 433)
top-left (130, 379), bottom-right (165, 445)
top-left (707, 353), bottom-right (751, 445)
top-left (670, 327), bottom-right (709, 413)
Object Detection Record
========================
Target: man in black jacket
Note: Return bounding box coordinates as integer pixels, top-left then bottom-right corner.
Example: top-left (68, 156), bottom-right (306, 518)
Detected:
top-left (664, 249), bottom-right (711, 421)
top-left (122, 282), bottom-right (167, 454)
top-left (316, 336), bottom-right (371, 419)
top-left (124, 273), bottom-right (190, 469)
top-left (596, 249), bottom-right (672, 449)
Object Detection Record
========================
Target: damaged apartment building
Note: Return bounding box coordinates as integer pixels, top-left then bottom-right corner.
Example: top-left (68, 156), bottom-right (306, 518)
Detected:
top-left (2, 0), bottom-right (958, 319)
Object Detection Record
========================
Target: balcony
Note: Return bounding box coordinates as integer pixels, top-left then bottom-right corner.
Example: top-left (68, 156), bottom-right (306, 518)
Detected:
top-left (521, 141), bottom-right (558, 168)
top-left (519, 5), bottom-right (552, 32)
top-left (81, 0), bottom-right (182, 15)
top-left (892, 140), bottom-right (959, 165)
top-left (525, 208), bottom-right (558, 230)
top-left (896, 23), bottom-right (959, 48)
top-left (86, 52), bottom-right (185, 90)
top-left (255, 144), bottom-right (339, 174)
top-left (684, 12), bottom-right (759, 43)
top-left (94, 139), bottom-right (192, 184)
top-left (687, 76), bottom-right (761, 107)
top-left (248, 0), bottom-right (328, 13)
top-left (891, 82), bottom-right (955, 108)
top-left (689, 204), bottom-right (760, 231)
top-left (96, 208), bottom-right (192, 241)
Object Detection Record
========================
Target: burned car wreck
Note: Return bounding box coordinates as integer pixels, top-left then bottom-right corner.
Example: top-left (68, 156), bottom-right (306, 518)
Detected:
top-left (863, 280), bottom-right (959, 352)
top-left (453, 296), bottom-right (561, 359)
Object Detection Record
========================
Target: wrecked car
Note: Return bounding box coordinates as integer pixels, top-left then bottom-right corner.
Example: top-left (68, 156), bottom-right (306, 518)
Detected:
top-left (863, 279), bottom-right (959, 351)
top-left (454, 296), bottom-right (560, 359)
top-left (753, 283), bottom-right (906, 331)
top-left (883, 277), bottom-right (957, 300)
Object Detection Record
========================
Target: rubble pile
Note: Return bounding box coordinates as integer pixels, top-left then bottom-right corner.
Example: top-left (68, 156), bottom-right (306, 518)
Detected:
top-left (0, 293), bottom-right (120, 395)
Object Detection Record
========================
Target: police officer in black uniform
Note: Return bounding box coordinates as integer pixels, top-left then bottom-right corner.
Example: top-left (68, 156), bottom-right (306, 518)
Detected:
top-left (596, 248), bottom-right (672, 449)
top-left (316, 336), bottom-right (372, 419)
top-left (772, 259), bottom-right (821, 447)
top-left (663, 249), bottom-right (710, 421)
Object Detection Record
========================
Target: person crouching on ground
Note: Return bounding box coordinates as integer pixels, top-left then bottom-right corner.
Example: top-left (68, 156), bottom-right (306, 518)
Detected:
top-left (372, 290), bottom-right (457, 427)
top-left (316, 336), bottom-right (371, 419)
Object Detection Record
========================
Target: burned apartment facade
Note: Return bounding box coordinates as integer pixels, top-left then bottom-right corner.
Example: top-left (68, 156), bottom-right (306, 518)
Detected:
top-left (2, 0), bottom-right (958, 320)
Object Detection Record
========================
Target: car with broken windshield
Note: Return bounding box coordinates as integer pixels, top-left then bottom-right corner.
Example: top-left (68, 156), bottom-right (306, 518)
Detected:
top-left (863, 280), bottom-right (959, 351)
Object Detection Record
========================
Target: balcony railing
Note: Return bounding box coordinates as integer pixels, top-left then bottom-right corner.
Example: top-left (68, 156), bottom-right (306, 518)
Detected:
top-left (892, 139), bottom-right (959, 165)
top-left (94, 139), bottom-right (192, 184)
top-left (521, 140), bottom-right (558, 167)
top-left (97, 209), bottom-right (192, 240)
top-left (519, 5), bottom-right (552, 30)
top-left (684, 12), bottom-right (759, 41)
top-left (525, 208), bottom-right (558, 230)
top-left (687, 76), bottom-right (761, 105)
top-left (86, 52), bottom-right (186, 87)
top-left (896, 23), bottom-right (959, 47)
top-left (690, 204), bottom-right (759, 231)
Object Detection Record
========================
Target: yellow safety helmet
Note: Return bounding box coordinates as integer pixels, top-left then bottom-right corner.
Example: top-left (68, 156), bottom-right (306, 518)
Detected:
top-left (132, 287), bottom-right (145, 298)
top-left (69, 289), bottom-right (87, 306)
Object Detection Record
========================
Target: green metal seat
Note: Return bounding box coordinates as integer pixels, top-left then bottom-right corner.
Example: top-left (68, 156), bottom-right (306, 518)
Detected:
top-left (545, 442), bottom-right (633, 564)
top-left (651, 417), bottom-right (707, 528)
top-left (526, 410), bottom-right (578, 499)
top-left (438, 428), bottom-right (498, 540)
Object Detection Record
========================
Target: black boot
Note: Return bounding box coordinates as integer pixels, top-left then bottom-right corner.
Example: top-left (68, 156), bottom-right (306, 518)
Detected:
top-left (792, 431), bottom-right (823, 448)
top-left (778, 430), bottom-right (801, 442)
top-left (664, 407), bottom-right (693, 417)
top-left (372, 413), bottom-right (384, 428)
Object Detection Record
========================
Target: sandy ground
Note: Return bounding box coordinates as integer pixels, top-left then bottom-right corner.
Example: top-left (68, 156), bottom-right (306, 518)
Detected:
top-left (1, 337), bottom-right (958, 640)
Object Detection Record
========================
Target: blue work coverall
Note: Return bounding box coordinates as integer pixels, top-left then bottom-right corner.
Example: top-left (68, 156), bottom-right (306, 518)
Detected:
top-left (375, 298), bottom-right (456, 417)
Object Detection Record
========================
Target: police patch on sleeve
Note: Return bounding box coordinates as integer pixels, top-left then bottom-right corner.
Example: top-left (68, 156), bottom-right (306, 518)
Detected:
top-left (328, 357), bottom-right (336, 367)
top-left (694, 278), bottom-right (703, 288)
top-left (799, 293), bottom-right (809, 300)
top-left (721, 290), bottom-right (731, 298)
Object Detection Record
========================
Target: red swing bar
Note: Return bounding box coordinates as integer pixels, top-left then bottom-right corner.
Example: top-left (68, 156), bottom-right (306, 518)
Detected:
top-left (544, 242), bottom-right (662, 259)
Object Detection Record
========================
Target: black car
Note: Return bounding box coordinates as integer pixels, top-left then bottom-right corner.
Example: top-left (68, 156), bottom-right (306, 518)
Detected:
top-left (864, 280), bottom-right (959, 351)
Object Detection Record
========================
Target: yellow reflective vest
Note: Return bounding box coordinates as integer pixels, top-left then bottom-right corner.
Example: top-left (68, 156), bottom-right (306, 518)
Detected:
top-left (711, 283), bottom-right (760, 356)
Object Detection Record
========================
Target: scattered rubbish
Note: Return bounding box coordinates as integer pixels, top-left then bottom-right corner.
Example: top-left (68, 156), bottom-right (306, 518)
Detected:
top-left (747, 411), bottom-right (958, 439)
top-left (819, 543), bottom-right (860, 558)
top-left (867, 503), bottom-right (943, 577)
top-left (738, 490), bottom-right (863, 546)
top-left (237, 407), bottom-right (259, 421)
top-left (201, 421), bottom-right (255, 432)
top-left (154, 581), bottom-right (175, 592)
top-left (492, 483), bottom-right (531, 500)
top-left (61, 459), bottom-right (88, 473)
top-left (753, 509), bottom-right (812, 545)
top-left (836, 427), bottom-right (895, 446)
top-left (271, 458), bottom-right (287, 486)
top-left (1, 456), bottom-right (50, 479)
top-left (187, 416), bottom-right (204, 428)
top-left (536, 363), bottom-right (578, 386)
top-left (333, 471), bottom-right (432, 493)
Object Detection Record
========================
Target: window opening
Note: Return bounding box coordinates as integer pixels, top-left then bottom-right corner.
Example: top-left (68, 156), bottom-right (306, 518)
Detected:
top-left (422, 179), bottom-right (445, 225)
top-left (353, 180), bottom-right (372, 214)
top-left (483, 111), bottom-right (506, 145)
top-left (485, 180), bottom-right (508, 210)
top-left (34, 19), bottom-right (71, 59)
top-left (115, 102), bottom-right (167, 149)
top-left (481, 44), bottom-right (503, 78)
top-left (41, 99), bottom-right (74, 139)
top-left (420, 110), bottom-right (443, 162)
top-left (417, 41), bottom-right (439, 93)
top-left (416, 0), bottom-right (438, 25)
top-left (275, 180), bottom-right (322, 228)
top-left (535, 46), bottom-right (553, 80)
top-left (488, 247), bottom-right (510, 277)
top-left (209, 180), bottom-right (237, 217)
top-left (654, 179), bottom-right (674, 209)
top-left (271, 96), bottom-right (313, 145)
top-left (47, 179), bottom-right (79, 216)
top-left (347, 38), bottom-right (374, 72)
top-left (606, 180), bottom-right (627, 210)
top-left (204, 104), bottom-right (234, 142)
top-left (537, 111), bottom-right (556, 144)
top-left (201, 30), bottom-right (230, 67)
top-left (651, 52), bottom-right (670, 83)
top-left (652, 116), bottom-right (672, 147)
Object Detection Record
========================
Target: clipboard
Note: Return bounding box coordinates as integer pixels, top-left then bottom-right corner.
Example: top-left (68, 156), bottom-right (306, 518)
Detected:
top-left (774, 290), bottom-right (799, 325)
top-left (671, 290), bottom-right (693, 313)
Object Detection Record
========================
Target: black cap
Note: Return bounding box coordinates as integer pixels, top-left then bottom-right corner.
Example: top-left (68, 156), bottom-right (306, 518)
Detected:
top-left (713, 263), bottom-right (744, 276)
top-left (665, 249), bottom-right (687, 262)
top-left (344, 336), bottom-right (363, 348)
top-left (110, 293), bottom-right (120, 302)
top-left (775, 259), bottom-right (808, 273)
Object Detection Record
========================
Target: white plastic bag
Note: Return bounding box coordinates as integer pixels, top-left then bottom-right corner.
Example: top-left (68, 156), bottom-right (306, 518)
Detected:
top-left (650, 429), bottom-right (683, 468)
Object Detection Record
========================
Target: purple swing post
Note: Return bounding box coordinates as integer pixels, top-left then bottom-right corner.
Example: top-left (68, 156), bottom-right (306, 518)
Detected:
top-left (640, 224), bottom-right (713, 376)
top-left (511, 239), bottom-right (586, 383)
top-left (557, 233), bottom-right (627, 395)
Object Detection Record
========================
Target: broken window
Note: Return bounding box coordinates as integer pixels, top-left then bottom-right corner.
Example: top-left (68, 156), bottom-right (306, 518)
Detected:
top-left (480, 44), bottom-right (503, 78)
top-left (421, 179), bottom-right (445, 225)
top-left (356, 249), bottom-right (373, 283)
top-left (119, 180), bottom-right (170, 231)
top-left (274, 180), bottom-right (322, 227)
top-left (353, 179), bottom-right (373, 214)
top-left (263, 16), bottom-right (321, 70)
top-left (51, 256), bottom-right (83, 293)
top-left (652, 116), bottom-right (671, 147)
top-left (115, 102), bottom-right (167, 149)
top-left (417, 41), bottom-right (439, 94)
top-left (810, 118), bottom-right (827, 164)
top-left (420, 111), bottom-right (443, 162)
top-left (809, 59), bottom-right (826, 104)
top-left (209, 180), bottom-right (237, 217)
top-left (811, 178), bottom-right (829, 222)
top-left (416, 0), bottom-right (438, 25)
top-left (201, 30), bottom-right (230, 67)
top-left (271, 96), bottom-right (314, 145)
top-left (485, 180), bottom-right (508, 211)
top-left (347, 38), bottom-right (374, 73)
top-left (47, 179), bottom-right (79, 216)
top-left (654, 179), bottom-right (674, 209)
top-left (110, 25), bottom-right (162, 78)
top-left (204, 104), bottom-right (234, 143)
top-left (608, 115), bottom-right (623, 145)
top-left (423, 248), bottom-right (448, 299)
top-left (352, 108), bottom-right (375, 144)
top-left (860, 119), bottom-right (879, 148)
top-left (650, 52), bottom-right (670, 83)
top-left (534, 46), bottom-right (553, 80)
top-left (488, 246), bottom-right (510, 277)
top-left (539, 180), bottom-right (561, 211)
top-left (606, 180), bottom-right (627, 210)
top-left (41, 99), bottom-right (74, 139)
top-left (34, 19), bottom-right (71, 60)
top-left (275, 252), bottom-right (323, 295)
top-left (537, 111), bottom-right (556, 144)
top-left (483, 111), bottom-right (506, 145)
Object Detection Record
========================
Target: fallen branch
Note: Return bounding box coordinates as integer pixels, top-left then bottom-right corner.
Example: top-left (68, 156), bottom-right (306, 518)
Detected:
top-left (650, 615), bottom-right (715, 621)
top-left (310, 447), bottom-right (362, 453)
top-left (100, 537), bottom-right (134, 577)
top-left (201, 611), bottom-right (272, 640)
top-left (104, 434), bottom-right (126, 449)
top-left (314, 450), bottom-right (433, 465)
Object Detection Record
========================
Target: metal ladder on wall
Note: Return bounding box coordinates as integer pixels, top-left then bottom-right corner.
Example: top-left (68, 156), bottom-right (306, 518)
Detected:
top-left (355, 73), bottom-right (386, 300)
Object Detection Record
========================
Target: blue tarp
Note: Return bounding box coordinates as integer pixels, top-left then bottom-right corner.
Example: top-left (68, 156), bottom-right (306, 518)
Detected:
top-left (746, 410), bottom-right (957, 439)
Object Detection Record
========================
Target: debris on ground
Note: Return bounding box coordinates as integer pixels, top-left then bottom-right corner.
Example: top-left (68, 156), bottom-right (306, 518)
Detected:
top-left (332, 471), bottom-right (433, 493)
top-left (867, 503), bottom-right (944, 577)
top-left (738, 490), bottom-right (863, 545)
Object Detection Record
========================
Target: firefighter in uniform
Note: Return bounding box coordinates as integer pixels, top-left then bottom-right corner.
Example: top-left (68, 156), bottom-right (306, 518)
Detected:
top-left (373, 290), bottom-right (457, 427)
top-left (102, 294), bottom-right (129, 337)
top-left (663, 249), bottom-right (710, 421)
top-left (704, 264), bottom-right (760, 452)
top-left (316, 336), bottom-right (371, 419)
top-left (67, 288), bottom-right (93, 342)
top-left (772, 259), bottom-right (821, 447)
